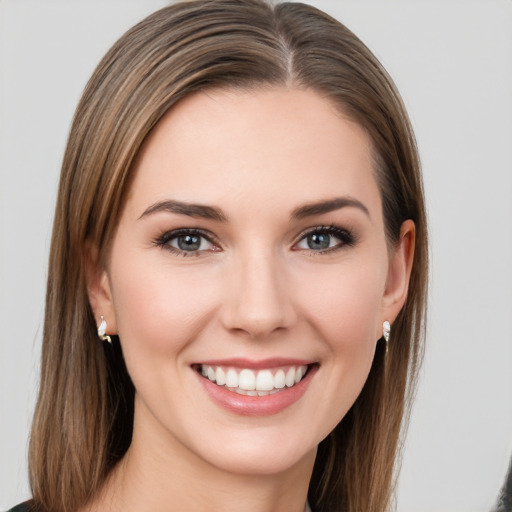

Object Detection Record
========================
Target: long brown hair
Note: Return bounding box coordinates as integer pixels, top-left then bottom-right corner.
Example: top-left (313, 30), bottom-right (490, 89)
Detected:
top-left (29, 1), bottom-right (427, 511)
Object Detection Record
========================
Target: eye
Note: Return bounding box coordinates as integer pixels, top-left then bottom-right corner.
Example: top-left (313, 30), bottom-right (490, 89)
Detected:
top-left (155, 229), bottom-right (219, 256)
top-left (294, 226), bottom-right (355, 253)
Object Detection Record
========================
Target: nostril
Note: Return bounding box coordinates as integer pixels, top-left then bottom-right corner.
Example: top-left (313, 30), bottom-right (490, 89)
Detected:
top-left (218, 260), bottom-right (298, 337)
top-left (220, 300), bottom-right (298, 338)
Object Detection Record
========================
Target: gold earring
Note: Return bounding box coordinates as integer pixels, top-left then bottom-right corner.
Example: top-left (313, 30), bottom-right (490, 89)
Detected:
top-left (382, 321), bottom-right (390, 354)
top-left (98, 315), bottom-right (112, 344)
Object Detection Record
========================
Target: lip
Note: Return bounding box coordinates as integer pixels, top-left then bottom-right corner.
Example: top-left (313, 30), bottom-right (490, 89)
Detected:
top-left (193, 360), bottom-right (318, 416)
top-left (193, 357), bottom-right (314, 369)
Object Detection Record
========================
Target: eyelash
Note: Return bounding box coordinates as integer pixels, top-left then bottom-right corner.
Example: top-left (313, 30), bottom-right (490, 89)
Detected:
top-left (293, 225), bottom-right (356, 255)
top-left (154, 228), bottom-right (219, 257)
top-left (153, 225), bottom-right (356, 257)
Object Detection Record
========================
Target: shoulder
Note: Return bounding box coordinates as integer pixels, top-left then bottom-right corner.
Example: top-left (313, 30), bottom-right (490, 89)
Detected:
top-left (5, 501), bottom-right (35, 512)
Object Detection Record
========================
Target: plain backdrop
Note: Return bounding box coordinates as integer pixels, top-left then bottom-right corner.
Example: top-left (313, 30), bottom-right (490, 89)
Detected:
top-left (1, 1), bottom-right (511, 511)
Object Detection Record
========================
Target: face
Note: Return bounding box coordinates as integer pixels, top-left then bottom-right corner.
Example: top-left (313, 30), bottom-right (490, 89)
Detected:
top-left (90, 87), bottom-right (412, 476)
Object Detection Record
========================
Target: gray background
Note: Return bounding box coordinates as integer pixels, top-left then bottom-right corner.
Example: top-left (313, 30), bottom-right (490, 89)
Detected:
top-left (1, 1), bottom-right (511, 510)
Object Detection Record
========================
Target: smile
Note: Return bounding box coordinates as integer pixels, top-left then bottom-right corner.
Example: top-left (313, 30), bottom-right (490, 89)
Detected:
top-left (192, 359), bottom-right (317, 416)
top-left (198, 364), bottom-right (309, 396)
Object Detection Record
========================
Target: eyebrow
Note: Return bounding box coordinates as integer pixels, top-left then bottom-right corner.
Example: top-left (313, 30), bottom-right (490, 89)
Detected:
top-left (139, 200), bottom-right (228, 222)
top-left (290, 196), bottom-right (370, 220)
top-left (139, 196), bottom-right (370, 222)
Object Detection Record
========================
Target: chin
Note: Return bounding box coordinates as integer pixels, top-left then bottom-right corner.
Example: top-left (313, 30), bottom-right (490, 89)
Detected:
top-left (197, 437), bottom-right (317, 476)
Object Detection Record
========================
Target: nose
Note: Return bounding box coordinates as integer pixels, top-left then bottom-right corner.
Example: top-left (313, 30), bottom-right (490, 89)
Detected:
top-left (220, 248), bottom-right (297, 338)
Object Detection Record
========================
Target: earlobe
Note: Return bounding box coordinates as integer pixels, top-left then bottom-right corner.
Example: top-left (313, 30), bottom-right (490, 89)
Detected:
top-left (85, 242), bottom-right (117, 335)
top-left (381, 219), bottom-right (416, 323)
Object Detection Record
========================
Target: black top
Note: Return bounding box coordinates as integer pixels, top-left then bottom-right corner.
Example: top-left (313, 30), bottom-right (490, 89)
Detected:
top-left (6, 502), bottom-right (33, 512)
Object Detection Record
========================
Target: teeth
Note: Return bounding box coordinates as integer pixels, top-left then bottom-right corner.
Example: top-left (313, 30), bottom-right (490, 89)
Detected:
top-left (239, 369), bottom-right (256, 390)
top-left (199, 364), bottom-right (309, 393)
top-left (225, 369), bottom-right (238, 388)
top-left (215, 367), bottom-right (226, 386)
top-left (255, 369), bottom-right (274, 391)
top-left (274, 369), bottom-right (285, 389)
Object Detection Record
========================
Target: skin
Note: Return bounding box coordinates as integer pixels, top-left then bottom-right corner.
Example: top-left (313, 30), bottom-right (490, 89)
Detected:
top-left (86, 87), bottom-right (414, 512)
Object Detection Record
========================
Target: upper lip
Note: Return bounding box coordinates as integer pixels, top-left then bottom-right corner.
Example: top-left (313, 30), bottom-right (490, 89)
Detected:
top-left (192, 358), bottom-right (315, 369)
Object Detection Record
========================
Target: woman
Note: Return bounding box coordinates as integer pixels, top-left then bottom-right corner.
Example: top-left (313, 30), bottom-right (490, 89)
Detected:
top-left (10, 0), bottom-right (427, 511)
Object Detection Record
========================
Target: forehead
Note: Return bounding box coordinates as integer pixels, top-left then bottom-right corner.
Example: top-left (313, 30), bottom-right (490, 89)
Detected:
top-left (126, 87), bottom-right (380, 219)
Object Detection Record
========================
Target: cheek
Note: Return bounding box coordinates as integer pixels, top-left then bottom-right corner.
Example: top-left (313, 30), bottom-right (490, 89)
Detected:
top-left (295, 259), bottom-right (386, 351)
top-left (298, 262), bottom-right (387, 425)
top-left (109, 253), bottom-right (220, 357)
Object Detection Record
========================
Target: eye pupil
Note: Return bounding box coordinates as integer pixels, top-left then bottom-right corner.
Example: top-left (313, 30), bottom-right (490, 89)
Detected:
top-left (178, 234), bottom-right (201, 251)
top-left (308, 233), bottom-right (330, 250)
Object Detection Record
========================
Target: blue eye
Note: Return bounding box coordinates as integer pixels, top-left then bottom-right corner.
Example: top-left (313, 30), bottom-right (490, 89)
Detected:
top-left (171, 233), bottom-right (209, 251)
top-left (155, 229), bottom-right (217, 256)
top-left (295, 226), bottom-right (354, 253)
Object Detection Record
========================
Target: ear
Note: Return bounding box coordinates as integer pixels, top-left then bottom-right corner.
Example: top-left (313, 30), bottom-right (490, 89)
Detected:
top-left (85, 242), bottom-right (117, 335)
top-left (380, 219), bottom-right (416, 326)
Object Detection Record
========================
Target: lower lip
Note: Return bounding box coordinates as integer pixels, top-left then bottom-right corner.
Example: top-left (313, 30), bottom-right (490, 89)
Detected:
top-left (195, 366), bottom-right (317, 416)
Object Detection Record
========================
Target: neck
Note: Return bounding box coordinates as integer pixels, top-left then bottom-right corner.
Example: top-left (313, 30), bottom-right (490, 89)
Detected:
top-left (87, 400), bottom-right (316, 512)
